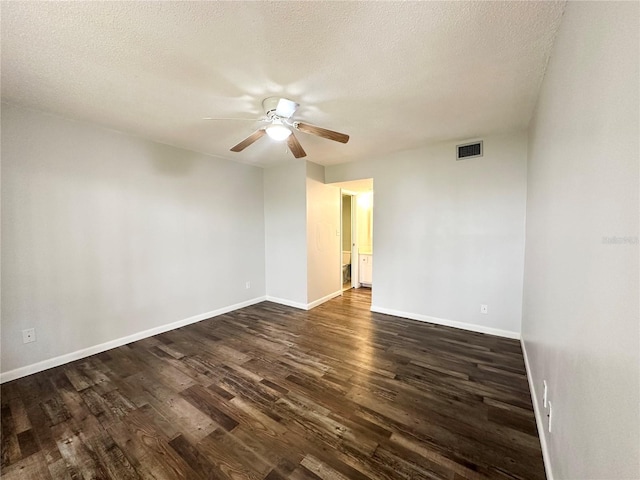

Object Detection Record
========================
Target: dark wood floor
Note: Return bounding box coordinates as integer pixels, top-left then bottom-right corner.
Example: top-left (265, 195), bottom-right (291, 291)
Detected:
top-left (1, 288), bottom-right (545, 480)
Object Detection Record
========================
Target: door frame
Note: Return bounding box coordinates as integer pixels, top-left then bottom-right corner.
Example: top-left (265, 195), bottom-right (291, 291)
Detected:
top-left (340, 190), bottom-right (359, 290)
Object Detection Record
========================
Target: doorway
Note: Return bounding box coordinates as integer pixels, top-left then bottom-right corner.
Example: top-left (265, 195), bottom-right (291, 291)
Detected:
top-left (341, 193), bottom-right (356, 291)
top-left (335, 179), bottom-right (373, 295)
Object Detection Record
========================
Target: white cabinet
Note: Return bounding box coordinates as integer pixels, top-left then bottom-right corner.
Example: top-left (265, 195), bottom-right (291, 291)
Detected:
top-left (359, 254), bottom-right (373, 286)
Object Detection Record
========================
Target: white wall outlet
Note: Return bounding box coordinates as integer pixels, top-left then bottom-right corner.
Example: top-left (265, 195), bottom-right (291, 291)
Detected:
top-left (22, 328), bottom-right (36, 344)
top-left (543, 380), bottom-right (548, 408)
top-left (480, 304), bottom-right (488, 314)
top-left (547, 401), bottom-right (553, 433)
top-left (245, 281), bottom-right (251, 289)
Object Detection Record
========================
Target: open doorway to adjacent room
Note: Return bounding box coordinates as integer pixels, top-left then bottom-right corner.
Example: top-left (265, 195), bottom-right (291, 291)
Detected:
top-left (341, 192), bottom-right (354, 291)
top-left (329, 179), bottom-right (374, 296)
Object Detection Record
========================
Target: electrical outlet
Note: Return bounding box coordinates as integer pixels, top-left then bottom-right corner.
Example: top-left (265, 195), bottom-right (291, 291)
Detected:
top-left (480, 304), bottom-right (488, 314)
top-left (547, 401), bottom-right (553, 433)
top-left (245, 281), bottom-right (251, 289)
top-left (22, 328), bottom-right (36, 344)
top-left (543, 380), bottom-right (548, 408)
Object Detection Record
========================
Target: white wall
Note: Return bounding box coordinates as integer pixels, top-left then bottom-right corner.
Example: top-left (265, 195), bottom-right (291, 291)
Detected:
top-left (263, 160), bottom-right (307, 306)
top-left (326, 131), bottom-right (528, 338)
top-left (264, 160), bottom-right (340, 308)
top-left (522, 3), bottom-right (639, 479)
top-left (1, 103), bottom-right (266, 377)
top-left (356, 192), bottom-right (373, 254)
top-left (306, 162), bottom-right (341, 305)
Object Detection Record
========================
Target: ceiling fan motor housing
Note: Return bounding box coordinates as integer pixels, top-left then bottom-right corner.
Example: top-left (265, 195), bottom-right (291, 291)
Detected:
top-left (263, 96), bottom-right (298, 119)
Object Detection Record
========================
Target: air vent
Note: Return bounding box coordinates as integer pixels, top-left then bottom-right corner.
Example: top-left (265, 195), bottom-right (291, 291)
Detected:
top-left (456, 141), bottom-right (483, 160)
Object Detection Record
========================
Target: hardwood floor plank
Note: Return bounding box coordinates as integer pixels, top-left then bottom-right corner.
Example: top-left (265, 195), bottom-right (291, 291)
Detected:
top-left (168, 434), bottom-right (227, 480)
top-left (86, 430), bottom-right (141, 480)
top-left (118, 404), bottom-right (204, 479)
top-left (197, 428), bottom-right (272, 480)
top-left (16, 429), bottom-right (39, 459)
top-left (180, 385), bottom-right (240, 432)
top-left (106, 415), bottom-right (181, 480)
top-left (300, 455), bottom-right (351, 480)
top-left (124, 371), bottom-right (216, 443)
top-left (1, 289), bottom-right (545, 479)
top-left (389, 432), bottom-right (486, 480)
top-left (289, 465), bottom-right (323, 480)
top-left (1, 407), bottom-right (21, 468)
top-left (1, 451), bottom-right (54, 480)
top-left (6, 387), bottom-right (32, 435)
top-left (53, 423), bottom-right (112, 479)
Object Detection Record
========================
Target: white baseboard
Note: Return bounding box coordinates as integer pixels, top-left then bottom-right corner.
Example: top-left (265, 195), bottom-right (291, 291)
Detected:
top-left (521, 338), bottom-right (554, 480)
top-left (265, 296), bottom-right (308, 310)
top-left (0, 295), bottom-right (267, 384)
top-left (266, 290), bottom-right (342, 311)
top-left (369, 305), bottom-right (520, 339)
top-left (306, 290), bottom-right (342, 309)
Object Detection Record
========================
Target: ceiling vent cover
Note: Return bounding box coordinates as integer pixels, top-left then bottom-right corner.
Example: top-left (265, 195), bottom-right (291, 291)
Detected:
top-left (456, 141), bottom-right (483, 160)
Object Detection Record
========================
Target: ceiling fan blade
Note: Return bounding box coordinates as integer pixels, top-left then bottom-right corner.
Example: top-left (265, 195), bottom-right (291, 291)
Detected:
top-left (230, 129), bottom-right (266, 152)
top-left (275, 98), bottom-right (299, 118)
top-left (287, 133), bottom-right (307, 159)
top-left (294, 122), bottom-right (349, 144)
top-left (203, 117), bottom-right (263, 121)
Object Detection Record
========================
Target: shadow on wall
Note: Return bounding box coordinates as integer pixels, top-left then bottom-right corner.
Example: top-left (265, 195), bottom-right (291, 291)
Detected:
top-left (145, 143), bottom-right (198, 176)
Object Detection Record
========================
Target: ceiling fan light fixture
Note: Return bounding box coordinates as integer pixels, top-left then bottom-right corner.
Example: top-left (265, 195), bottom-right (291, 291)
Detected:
top-left (266, 122), bottom-right (292, 141)
top-left (228, 98), bottom-right (349, 155)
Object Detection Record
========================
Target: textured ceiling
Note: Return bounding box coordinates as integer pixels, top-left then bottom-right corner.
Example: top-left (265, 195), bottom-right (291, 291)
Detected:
top-left (1, 1), bottom-right (565, 167)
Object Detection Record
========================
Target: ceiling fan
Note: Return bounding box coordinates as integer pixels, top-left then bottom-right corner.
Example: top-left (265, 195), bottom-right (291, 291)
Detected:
top-left (226, 97), bottom-right (349, 159)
